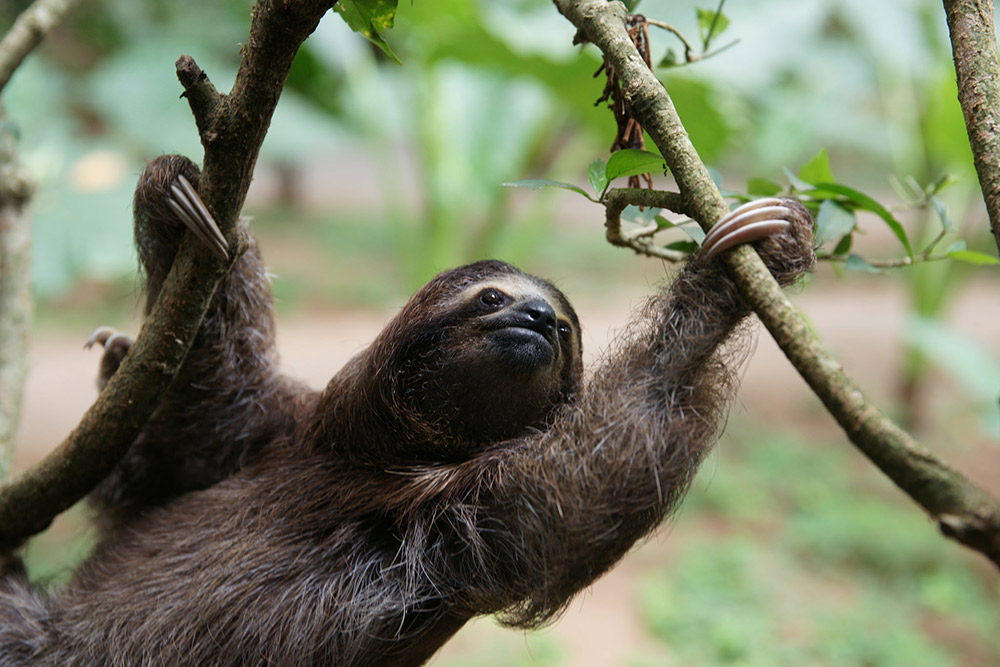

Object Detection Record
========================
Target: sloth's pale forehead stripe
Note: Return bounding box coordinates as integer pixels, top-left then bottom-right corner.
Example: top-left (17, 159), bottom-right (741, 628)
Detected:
top-left (455, 276), bottom-right (573, 322)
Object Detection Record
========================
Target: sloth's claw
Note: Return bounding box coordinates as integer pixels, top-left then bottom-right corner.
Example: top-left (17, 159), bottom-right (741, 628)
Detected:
top-left (86, 326), bottom-right (134, 390)
top-left (700, 197), bottom-right (793, 260)
top-left (166, 174), bottom-right (229, 261)
top-left (86, 326), bottom-right (118, 350)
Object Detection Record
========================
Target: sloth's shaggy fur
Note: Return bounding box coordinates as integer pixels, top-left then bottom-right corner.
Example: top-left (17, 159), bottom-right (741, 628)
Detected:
top-left (0, 155), bottom-right (814, 666)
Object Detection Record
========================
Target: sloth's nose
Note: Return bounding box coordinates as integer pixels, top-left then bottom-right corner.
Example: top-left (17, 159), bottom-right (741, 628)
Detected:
top-left (515, 299), bottom-right (557, 337)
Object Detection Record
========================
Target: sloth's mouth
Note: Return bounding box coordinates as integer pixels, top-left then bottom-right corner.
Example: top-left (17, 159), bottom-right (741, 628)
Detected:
top-left (503, 326), bottom-right (552, 346)
top-left (490, 326), bottom-right (555, 367)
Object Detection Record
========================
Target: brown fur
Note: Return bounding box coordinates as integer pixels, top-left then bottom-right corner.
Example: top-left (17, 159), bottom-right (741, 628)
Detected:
top-left (0, 155), bottom-right (815, 665)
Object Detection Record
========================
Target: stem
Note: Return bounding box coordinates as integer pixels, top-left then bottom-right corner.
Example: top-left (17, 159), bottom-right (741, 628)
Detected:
top-left (603, 187), bottom-right (690, 260)
top-left (646, 19), bottom-right (694, 61)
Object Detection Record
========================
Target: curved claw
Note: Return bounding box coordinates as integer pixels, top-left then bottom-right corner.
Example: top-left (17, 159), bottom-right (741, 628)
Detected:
top-left (701, 198), bottom-right (792, 260)
top-left (86, 326), bottom-right (134, 389)
top-left (85, 326), bottom-right (116, 350)
top-left (85, 326), bottom-right (133, 353)
top-left (166, 174), bottom-right (229, 261)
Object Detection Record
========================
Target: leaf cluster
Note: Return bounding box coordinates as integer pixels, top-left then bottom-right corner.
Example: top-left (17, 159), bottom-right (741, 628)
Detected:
top-left (744, 149), bottom-right (998, 271)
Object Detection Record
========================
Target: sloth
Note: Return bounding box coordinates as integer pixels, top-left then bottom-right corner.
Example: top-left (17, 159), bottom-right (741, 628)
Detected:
top-left (0, 155), bottom-right (814, 666)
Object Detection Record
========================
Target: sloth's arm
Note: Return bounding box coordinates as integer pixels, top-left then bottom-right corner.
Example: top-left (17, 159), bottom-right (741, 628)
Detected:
top-left (89, 155), bottom-right (309, 525)
top-left (461, 199), bottom-right (815, 624)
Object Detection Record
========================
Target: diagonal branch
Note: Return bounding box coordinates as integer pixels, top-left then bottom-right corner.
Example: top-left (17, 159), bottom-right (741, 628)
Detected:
top-left (0, 0), bottom-right (335, 547)
top-left (943, 0), bottom-right (1000, 253)
top-left (554, 0), bottom-right (1000, 567)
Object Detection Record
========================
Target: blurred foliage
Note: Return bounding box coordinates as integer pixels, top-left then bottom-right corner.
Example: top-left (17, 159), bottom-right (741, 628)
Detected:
top-left (4, 0), bottom-right (994, 292)
top-left (3, 0), bottom-right (994, 470)
top-left (634, 432), bottom-right (1000, 666)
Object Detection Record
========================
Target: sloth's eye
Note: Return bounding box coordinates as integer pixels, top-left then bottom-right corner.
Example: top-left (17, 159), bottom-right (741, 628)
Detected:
top-left (557, 321), bottom-right (571, 338)
top-left (478, 289), bottom-right (505, 308)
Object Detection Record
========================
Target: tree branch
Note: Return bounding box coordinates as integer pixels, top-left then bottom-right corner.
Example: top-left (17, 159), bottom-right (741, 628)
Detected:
top-left (603, 187), bottom-right (690, 260)
top-left (554, 0), bottom-right (1000, 567)
top-left (0, 0), bottom-right (334, 547)
top-left (943, 0), bottom-right (1000, 253)
top-left (0, 0), bottom-right (82, 92)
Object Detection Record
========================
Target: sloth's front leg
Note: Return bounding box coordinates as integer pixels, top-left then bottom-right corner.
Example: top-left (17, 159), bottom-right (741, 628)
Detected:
top-left (88, 155), bottom-right (295, 524)
top-left (84, 164), bottom-right (227, 390)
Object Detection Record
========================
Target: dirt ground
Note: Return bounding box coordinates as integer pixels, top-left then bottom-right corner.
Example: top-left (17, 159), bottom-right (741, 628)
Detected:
top-left (11, 276), bottom-right (1000, 666)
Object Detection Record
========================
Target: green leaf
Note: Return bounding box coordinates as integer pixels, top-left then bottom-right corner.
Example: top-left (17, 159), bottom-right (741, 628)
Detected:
top-left (844, 254), bottom-right (881, 273)
top-left (747, 177), bottom-right (782, 197)
top-left (697, 8), bottom-right (730, 44)
top-left (501, 179), bottom-right (590, 199)
top-left (809, 182), bottom-right (913, 257)
top-left (782, 167), bottom-right (813, 192)
top-left (798, 148), bottom-right (835, 185)
top-left (666, 239), bottom-right (700, 253)
top-left (654, 215), bottom-right (706, 242)
top-left (815, 199), bottom-right (856, 246)
top-left (659, 48), bottom-right (680, 68)
top-left (706, 166), bottom-right (724, 188)
top-left (588, 158), bottom-right (608, 196)
top-left (948, 249), bottom-right (1000, 265)
top-left (622, 205), bottom-right (660, 224)
top-left (681, 223), bottom-right (706, 244)
top-left (333, 0), bottom-right (401, 65)
top-left (605, 149), bottom-right (667, 182)
top-left (833, 233), bottom-right (853, 256)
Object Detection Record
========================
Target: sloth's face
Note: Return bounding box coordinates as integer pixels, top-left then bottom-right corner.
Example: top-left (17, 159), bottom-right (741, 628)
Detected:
top-left (414, 271), bottom-right (581, 446)
top-left (465, 282), bottom-right (575, 373)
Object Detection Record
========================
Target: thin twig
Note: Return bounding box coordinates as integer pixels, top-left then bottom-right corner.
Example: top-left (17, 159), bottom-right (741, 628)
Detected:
top-left (645, 18), bottom-right (694, 61)
top-left (818, 253), bottom-right (952, 268)
top-left (646, 16), bottom-right (739, 65)
top-left (603, 187), bottom-right (690, 260)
